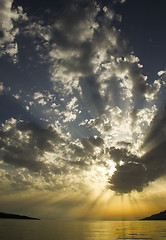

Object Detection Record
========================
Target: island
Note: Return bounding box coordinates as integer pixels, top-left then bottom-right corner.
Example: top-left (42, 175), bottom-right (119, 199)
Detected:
top-left (0, 212), bottom-right (40, 220)
top-left (140, 210), bottom-right (166, 220)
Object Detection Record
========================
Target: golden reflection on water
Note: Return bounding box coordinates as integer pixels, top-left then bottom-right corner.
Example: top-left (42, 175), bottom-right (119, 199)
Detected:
top-left (0, 220), bottom-right (166, 240)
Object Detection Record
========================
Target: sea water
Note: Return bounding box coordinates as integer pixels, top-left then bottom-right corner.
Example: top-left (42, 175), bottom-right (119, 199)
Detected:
top-left (0, 220), bottom-right (166, 240)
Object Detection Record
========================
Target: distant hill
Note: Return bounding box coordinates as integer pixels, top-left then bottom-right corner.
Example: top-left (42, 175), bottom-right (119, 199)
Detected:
top-left (0, 212), bottom-right (40, 220)
top-left (141, 210), bottom-right (166, 220)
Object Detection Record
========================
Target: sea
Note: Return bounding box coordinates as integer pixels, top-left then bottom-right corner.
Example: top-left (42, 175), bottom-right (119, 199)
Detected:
top-left (0, 220), bottom-right (166, 240)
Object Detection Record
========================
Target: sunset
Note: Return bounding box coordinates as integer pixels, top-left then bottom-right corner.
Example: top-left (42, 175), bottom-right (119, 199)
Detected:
top-left (0, 0), bottom-right (166, 231)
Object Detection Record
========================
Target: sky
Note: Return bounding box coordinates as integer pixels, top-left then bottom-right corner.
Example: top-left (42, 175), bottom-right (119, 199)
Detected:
top-left (0, 0), bottom-right (166, 220)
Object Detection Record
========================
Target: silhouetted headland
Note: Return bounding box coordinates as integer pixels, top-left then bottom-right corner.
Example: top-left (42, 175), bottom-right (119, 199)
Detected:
top-left (141, 210), bottom-right (166, 220)
top-left (0, 212), bottom-right (40, 220)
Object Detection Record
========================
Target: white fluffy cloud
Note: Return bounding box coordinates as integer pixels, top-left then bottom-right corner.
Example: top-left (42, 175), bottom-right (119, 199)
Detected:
top-left (0, 118), bottom-right (113, 192)
top-left (0, 0), bottom-right (27, 61)
top-left (158, 70), bottom-right (166, 76)
top-left (0, 82), bottom-right (4, 94)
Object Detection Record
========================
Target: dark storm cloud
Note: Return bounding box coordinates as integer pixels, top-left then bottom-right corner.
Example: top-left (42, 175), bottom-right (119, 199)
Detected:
top-left (109, 104), bottom-right (166, 194)
top-left (109, 147), bottom-right (147, 193)
top-left (110, 147), bottom-right (139, 164)
top-left (0, 121), bottom-right (62, 173)
top-left (3, 151), bottom-right (47, 173)
top-left (110, 162), bottom-right (147, 193)
top-left (116, 141), bottom-right (132, 148)
top-left (17, 122), bottom-right (62, 151)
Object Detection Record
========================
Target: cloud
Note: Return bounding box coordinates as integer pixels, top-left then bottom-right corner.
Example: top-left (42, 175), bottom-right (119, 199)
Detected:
top-left (108, 147), bottom-right (148, 193)
top-left (33, 92), bottom-right (44, 100)
top-left (158, 70), bottom-right (166, 77)
top-left (47, 0), bottom-right (133, 106)
top-left (0, 82), bottom-right (5, 94)
top-left (6, 0), bottom-right (162, 117)
top-left (110, 147), bottom-right (137, 164)
top-left (0, 0), bottom-right (27, 61)
top-left (32, 92), bottom-right (48, 106)
top-left (81, 136), bottom-right (104, 153)
top-left (141, 105), bottom-right (166, 183)
top-left (0, 118), bottom-right (107, 191)
top-left (110, 162), bottom-right (147, 193)
top-left (62, 97), bottom-right (80, 122)
top-left (0, 119), bottom-right (62, 173)
top-left (109, 104), bottom-right (166, 194)
top-left (1, 0), bottom-right (165, 198)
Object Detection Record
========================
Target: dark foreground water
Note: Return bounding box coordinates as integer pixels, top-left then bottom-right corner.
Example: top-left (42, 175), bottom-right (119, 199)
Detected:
top-left (0, 220), bottom-right (166, 240)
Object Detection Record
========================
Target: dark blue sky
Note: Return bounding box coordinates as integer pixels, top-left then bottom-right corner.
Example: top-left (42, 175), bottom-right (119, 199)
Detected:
top-left (115, 0), bottom-right (166, 81)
